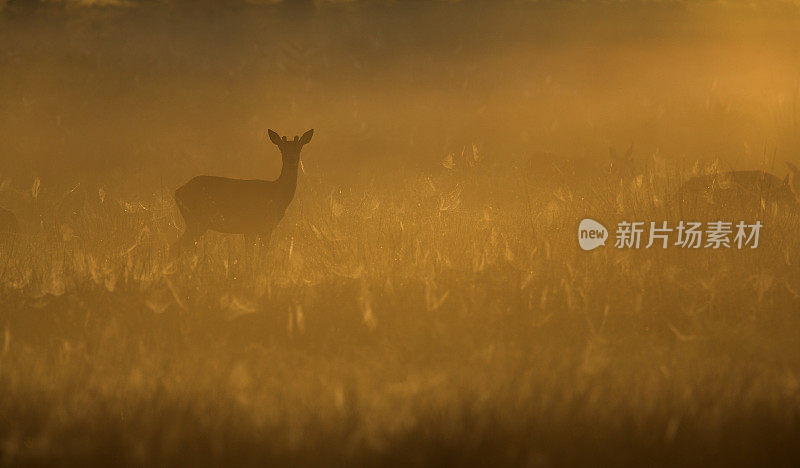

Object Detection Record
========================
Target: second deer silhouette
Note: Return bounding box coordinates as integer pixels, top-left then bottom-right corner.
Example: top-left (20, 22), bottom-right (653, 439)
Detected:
top-left (681, 165), bottom-right (799, 210)
top-left (171, 129), bottom-right (313, 256)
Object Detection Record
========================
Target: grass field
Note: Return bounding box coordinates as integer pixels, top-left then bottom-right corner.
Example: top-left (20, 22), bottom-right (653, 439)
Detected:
top-left (1, 1), bottom-right (800, 466)
top-left (1, 157), bottom-right (799, 465)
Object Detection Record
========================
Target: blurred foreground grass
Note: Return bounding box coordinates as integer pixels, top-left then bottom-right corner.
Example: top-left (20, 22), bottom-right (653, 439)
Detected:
top-left (0, 158), bottom-right (799, 466)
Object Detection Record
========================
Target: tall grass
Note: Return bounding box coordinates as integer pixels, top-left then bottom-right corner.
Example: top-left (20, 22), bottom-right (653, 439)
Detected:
top-left (0, 156), bottom-right (799, 465)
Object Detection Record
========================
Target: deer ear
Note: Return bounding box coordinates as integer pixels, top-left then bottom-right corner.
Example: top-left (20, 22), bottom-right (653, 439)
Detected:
top-left (268, 129), bottom-right (282, 145)
top-left (786, 161), bottom-right (800, 175)
top-left (300, 129), bottom-right (314, 145)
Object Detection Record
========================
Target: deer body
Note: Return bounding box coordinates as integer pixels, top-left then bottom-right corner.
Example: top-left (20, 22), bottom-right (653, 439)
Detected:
top-left (171, 129), bottom-right (313, 255)
top-left (681, 170), bottom-right (798, 209)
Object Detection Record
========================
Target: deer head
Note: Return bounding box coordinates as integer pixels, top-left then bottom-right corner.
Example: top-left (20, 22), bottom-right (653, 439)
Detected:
top-left (268, 129), bottom-right (314, 166)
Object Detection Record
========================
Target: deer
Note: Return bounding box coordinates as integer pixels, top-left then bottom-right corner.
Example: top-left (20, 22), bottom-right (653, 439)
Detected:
top-left (680, 165), bottom-right (799, 210)
top-left (171, 129), bottom-right (313, 256)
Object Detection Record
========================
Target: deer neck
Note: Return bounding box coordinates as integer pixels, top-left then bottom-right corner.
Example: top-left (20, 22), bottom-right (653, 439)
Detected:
top-left (276, 161), bottom-right (300, 203)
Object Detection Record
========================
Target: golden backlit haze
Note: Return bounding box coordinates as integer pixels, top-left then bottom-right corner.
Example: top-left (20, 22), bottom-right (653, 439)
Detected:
top-left (0, 1), bottom-right (799, 465)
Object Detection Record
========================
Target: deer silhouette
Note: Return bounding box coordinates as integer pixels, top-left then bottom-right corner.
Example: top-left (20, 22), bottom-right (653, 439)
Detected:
top-left (681, 168), bottom-right (799, 210)
top-left (171, 129), bottom-right (313, 256)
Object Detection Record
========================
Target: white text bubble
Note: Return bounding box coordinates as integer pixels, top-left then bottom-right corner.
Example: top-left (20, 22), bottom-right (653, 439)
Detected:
top-left (578, 218), bottom-right (608, 251)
